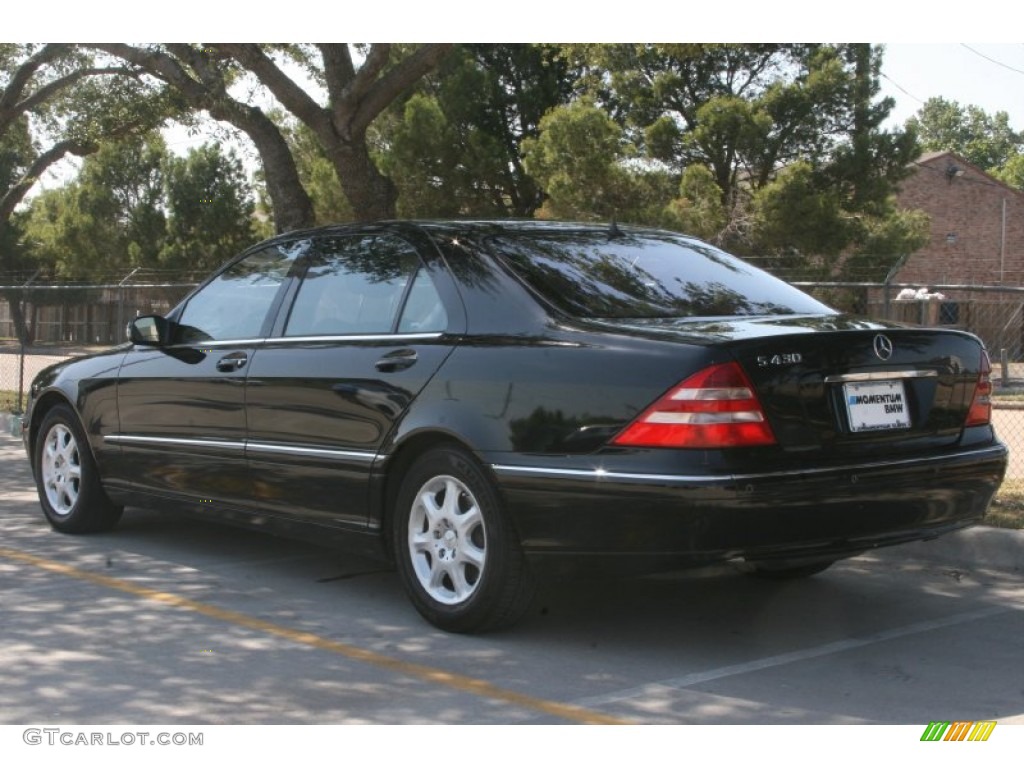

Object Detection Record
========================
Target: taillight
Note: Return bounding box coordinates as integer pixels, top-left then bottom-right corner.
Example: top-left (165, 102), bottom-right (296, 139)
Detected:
top-left (611, 362), bottom-right (777, 448)
top-left (965, 349), bottom-right (993, 427)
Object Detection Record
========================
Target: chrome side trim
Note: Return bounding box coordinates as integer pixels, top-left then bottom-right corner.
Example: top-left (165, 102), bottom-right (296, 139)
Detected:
top-left (824, 370), bottom-right (940, 383)
top-left (104, 434), bottom-right (379, 462)
top-left (491, 445), bottom-right (1006, 485)
top-left (492, 465), bottom-right (713, 484)
top-left (159, 332), bottom-right (445, 350)
top-left (245, 442), bottom-right (377, 462)
top-left (165, 338), bottom-right (264, 349)
top-left (262, 333), bottom-right (443, 344)
top-left (104, 435), bottom-right (245, 451)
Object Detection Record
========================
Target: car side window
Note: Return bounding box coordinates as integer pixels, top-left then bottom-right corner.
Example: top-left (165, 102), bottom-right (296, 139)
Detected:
top-left (285, 235), bottom-right (431, 336)
top-left (175, 245), bottom-right (298, 344)
top-left (398, 267), bottom-right (448, 333)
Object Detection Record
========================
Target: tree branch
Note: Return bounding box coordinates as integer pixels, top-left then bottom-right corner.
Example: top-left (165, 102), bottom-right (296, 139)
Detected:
top-left (93, 43), bottom-right (315, 231)
top-left (221, 44), bottom-right (333, 139)
top-left (316, 44), bottom-right (355, 105)
top-left (346, 44), bottom-right (391, 105)
top-left (166, 43), bottom-right (226, 89)
top-left (349, 44), bottom-right (452, 135)
top-left (0, 138), bottom-right (97, 222)
top-left (0, 44), bottom-right (70, 113)
top-left (9, 67), bottom-right (135, 125)
top-left (90, 44), bottom-right (213, 106)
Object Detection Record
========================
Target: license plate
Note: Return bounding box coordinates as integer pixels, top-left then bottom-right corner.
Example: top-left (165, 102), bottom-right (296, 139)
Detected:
top-left (843, 380), bottom-right (911, 433)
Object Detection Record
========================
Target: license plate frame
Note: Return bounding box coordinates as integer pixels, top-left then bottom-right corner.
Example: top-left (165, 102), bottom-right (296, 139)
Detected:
top-left (843, 379), bottom-right (911, 433)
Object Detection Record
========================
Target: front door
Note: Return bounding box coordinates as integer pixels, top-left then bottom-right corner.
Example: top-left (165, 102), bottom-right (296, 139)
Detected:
top-left (109, 244), bottom-right (302, 501)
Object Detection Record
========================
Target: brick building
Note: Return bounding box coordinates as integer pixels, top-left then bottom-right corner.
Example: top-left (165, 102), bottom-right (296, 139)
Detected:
top-left (875, 151), bottom-right (1024, 357)
top-left (894, 151), bottom-right (1024, 287)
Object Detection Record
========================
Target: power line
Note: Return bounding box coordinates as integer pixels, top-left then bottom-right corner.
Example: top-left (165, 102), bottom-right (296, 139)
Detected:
top-left (960, 44), bottom-right (1024, 77)
top-left (880, 71), bottom-right (925, 106)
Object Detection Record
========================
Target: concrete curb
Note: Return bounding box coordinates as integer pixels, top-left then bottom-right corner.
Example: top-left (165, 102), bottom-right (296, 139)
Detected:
top-left (888, 526), bottom-right (1023, 573)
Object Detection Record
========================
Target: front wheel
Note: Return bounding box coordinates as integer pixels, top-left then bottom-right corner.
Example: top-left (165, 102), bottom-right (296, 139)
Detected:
top-left (393, 446), bottom-right (534, 633)
top-left (34, 404), bottom-right (123, 533)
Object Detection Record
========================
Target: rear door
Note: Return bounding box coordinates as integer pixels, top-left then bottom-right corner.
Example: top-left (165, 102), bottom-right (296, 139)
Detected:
top-left (242, 230), bottom-right (461, 528)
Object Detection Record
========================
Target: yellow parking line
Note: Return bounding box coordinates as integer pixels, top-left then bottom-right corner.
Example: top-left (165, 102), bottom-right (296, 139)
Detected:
top-left (0, 546), bottom-right (626, 725)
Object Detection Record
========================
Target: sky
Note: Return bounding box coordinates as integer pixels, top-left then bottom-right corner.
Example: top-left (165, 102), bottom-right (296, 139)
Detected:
top-left (877, 43), bottom-right (1024, 129)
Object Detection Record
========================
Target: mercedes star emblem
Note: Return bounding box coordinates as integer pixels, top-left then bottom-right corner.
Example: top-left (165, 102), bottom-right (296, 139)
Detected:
top-left (873, 333), bottom-right (894, 361)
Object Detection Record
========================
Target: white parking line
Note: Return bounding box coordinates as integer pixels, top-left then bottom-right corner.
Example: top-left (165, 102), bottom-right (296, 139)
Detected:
top-left (572, 604), bottom-right (1016, 708)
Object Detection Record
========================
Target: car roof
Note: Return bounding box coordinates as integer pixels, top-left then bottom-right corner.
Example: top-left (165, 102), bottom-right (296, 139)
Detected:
top-left (263, 219), bottom-right (699, 245)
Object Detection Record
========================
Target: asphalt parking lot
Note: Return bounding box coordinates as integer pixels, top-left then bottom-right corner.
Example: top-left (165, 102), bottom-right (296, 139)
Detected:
top-left (1, 431), bottom-right (1022, 726)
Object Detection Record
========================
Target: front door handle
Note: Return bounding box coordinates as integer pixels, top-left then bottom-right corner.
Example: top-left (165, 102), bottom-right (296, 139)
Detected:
top-left (216, 352), bottom-right (248, 372)
top-left (375, 348), bottom-right (418, 373)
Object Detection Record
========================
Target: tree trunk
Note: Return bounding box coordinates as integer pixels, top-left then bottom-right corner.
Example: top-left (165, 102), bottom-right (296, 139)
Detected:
top-left (850, 43), bottom-right (873, 211)
top-left (217, 104), bottom-right (316, 233)
top-left (0, 290), bottom-right (30, 346)
top-left (328, 137), bottom-right (398, 221)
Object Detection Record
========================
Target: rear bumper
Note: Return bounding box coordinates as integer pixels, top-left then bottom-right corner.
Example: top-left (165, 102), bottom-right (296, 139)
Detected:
top-left (491, 443), bottom-right (1008, 573)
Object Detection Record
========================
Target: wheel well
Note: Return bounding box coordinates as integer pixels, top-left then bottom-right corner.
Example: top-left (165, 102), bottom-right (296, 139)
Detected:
top-left (26, 391), bottom-right (74, 463)
top-left (379, 432), bottom-right (484, 559)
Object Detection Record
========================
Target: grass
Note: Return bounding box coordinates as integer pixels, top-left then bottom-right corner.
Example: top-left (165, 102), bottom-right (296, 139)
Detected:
top-left (988, 479), bottom-right (1024, 530)
top-left (0, 390), bottom-right (26, 413)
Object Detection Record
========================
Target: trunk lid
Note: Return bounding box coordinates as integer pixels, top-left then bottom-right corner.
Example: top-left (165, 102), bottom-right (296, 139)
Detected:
top-left (591, 314), bottom-right (985, 455)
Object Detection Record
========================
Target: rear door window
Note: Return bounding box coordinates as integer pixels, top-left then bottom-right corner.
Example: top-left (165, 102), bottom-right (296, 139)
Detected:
top-left (284, 234), bottom-right (445, 336)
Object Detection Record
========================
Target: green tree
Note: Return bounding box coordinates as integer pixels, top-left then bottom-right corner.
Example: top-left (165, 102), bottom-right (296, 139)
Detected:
top-left (992, 153), bottom-right (1024, 191)
top-left (907, 97), bottom-right (1023, 172)
top-left (662, 165), bottom-right (728, 240)
top-left (25, 133), bottom-right (168, 278)
top-left (375, 44), bottom-right (579, 217)
top-left (27, 136), bottom-right (259, 279)
top-left (161, 143), bottom-right (257, 274)
top-left (527, 44), bottom-right (921, 277)
top-left (521, 100), bottom-right (673, 223)
top-left (377, 93), bottom-right (464, 217)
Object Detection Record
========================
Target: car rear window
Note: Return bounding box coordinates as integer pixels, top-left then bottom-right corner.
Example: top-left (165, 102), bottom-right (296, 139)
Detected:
top-left (488, 231), bottom-right (835, 319)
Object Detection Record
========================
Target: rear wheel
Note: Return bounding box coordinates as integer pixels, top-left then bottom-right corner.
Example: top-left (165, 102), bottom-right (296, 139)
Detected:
top-left (35, 404), bottom-right (123, 533)
top-left (393, 446), bottom-right (534, 633)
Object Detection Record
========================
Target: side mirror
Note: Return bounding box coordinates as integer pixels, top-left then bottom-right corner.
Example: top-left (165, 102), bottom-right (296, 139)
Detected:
top-left (129, 315), bottom-right (171, 346)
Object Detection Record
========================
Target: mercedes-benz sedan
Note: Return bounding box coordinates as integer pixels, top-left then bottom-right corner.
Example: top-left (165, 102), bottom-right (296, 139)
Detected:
top-left (23, 221), bottom-right (1007, 632)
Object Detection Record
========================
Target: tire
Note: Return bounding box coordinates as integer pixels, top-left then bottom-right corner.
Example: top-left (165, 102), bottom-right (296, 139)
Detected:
top-left (392, 446), bottom-right (535, 633)
top-left (34, 404), bottom-right (123, 534)
top-left (746, 557), bottom-right (837, 580)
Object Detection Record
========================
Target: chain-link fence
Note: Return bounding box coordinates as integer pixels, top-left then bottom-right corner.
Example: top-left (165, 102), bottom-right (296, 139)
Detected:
top-left (0, 276), bottom-right (197, 416)
top-left (798, 281), bottom-right (1024, 492)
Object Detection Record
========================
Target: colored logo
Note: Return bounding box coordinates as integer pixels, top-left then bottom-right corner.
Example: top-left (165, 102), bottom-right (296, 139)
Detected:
top-left (920, 721), bottom-right (996, 742)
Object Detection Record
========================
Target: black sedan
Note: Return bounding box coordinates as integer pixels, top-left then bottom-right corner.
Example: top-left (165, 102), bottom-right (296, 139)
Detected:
top-left (22, 220), bottom-right (1007, 632)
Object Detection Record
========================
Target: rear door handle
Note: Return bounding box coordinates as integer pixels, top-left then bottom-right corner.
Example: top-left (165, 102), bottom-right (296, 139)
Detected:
top-left (375, 348), bottom-right (418, 372)
top-left (216, 352), bottom-right (248, 372)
